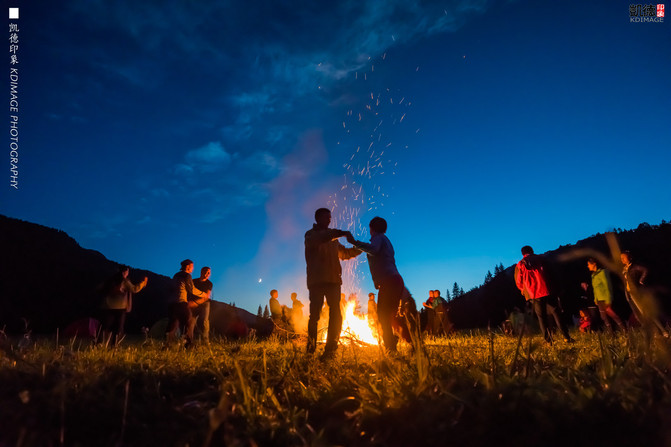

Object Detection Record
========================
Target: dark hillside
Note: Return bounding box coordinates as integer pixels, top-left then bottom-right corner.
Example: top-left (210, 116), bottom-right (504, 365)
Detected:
top-left (0, 215), bottom-right (271, 336)
top-left (448, 222), bottom-right (671, 329)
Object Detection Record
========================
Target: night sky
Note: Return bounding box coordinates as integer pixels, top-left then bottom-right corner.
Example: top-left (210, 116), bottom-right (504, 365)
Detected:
top-left (5, 1), bottom-right (670, 313)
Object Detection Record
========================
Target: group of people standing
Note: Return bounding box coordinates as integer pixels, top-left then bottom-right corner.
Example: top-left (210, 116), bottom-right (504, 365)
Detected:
top-left (268, 289), bottom-right (305, 331)
top-left (100, 259), bottom-right (213, 347)
top-left (165, 259), bottom-right (213, 347)
top-left (100, 265), bottom-right (148, 345)
top-left (422, 290), bottom-right (452, 336)
top-left (100, 209), bottom-right (666, 352)
top-left (515, 245), bottom-right (668, 343)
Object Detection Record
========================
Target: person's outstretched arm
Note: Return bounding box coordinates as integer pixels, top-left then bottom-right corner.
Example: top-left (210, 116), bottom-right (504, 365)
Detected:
top-left (337, 240), bottom-right (362, 260)
top-left (346, 232), bottom-right (382, 255)
top-left (123, 277), bottom-right (148, 294)
top-left (305, 228), bottom-right (347, 248)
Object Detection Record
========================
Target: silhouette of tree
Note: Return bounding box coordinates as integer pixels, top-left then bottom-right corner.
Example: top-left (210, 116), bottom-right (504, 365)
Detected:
top-left (484, 271), bottom-right (493, 284)
top-left (445, 289), bottom-right (451, 302)
top-left (257, 305), bottom-right (263, 318)
top-left (263, 305), bottom-right (270, 319)
top-left (452, 282), bottom-right (461, 299)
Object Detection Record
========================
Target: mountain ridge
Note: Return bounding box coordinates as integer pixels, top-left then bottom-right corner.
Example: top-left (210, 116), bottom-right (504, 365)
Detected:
top-left (0, 214), bottom-right (272, 336)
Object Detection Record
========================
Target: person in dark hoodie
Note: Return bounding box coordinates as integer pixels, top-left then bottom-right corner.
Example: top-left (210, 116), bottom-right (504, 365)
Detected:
top-left (514, 245), bottom-right (573, 344)
top-left (305, 208), bottom-right (361, 359)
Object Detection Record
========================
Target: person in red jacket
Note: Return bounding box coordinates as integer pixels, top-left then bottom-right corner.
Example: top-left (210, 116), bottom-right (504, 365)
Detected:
top-left (514, 245), bottom-right (573, 344)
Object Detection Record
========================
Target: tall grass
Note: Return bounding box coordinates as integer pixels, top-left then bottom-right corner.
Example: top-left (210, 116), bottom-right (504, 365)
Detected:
top-left (1, 330), bottom-right (670, 446)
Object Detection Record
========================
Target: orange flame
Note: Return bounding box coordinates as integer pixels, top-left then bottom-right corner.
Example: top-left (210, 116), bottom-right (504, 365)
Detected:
top-left (320, 299), bottom-right (380, 346)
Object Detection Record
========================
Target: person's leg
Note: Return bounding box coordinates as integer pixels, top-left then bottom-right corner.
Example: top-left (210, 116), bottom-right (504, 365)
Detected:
top-left (626, 292), bottom-right (643, 324)
top-left (102, 309), bottom-right (114, 344)
top-left (201, 301), bottom-right (210, 343)
top-left (324, 284), bottom-right (342, 353)
top-left (183, 306), bottom-right (196, 346)
top-left (108, 310), bottom-right (122, 345)
top-left (532, 298), bottom-right (550, 342)
top-left (604, 305), bottom-right (626, 332)
top-left (597, 302), bottom-right (613, 333)
top-left (307, 286), bottom-right (325, 353)
top-left (436, 309), bottom-right (450, 336)
top-left (165, 303), bottom-right (180, 343)
top-left (171, 302), bottom-right (191, 345)
top-left (400, 297), bottom-right (420, 346)
top-left (628, 292), bottom-right (668, 336)
top-left (377, 275), bottom-right (404, 353)
top-left (546, 300), bottom-right (571, 340)
top-left (426, 309), bottom-right (435, 336)
top-left (116, 310), bottom-right (126, 344)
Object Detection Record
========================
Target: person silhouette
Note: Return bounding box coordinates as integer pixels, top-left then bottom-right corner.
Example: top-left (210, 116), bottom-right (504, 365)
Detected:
top-left (347, 216), bottom-right (405, 354)
top-left (304, 208), bottom-right (361, 359)
top-left (514, 246), bottom-right (573, 344)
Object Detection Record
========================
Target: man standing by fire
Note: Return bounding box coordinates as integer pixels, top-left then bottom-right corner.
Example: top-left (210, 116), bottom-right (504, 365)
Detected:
top-left (305, 208), bottom-right (361, 360)
top-left (347, 217), bottom-right (405, 355)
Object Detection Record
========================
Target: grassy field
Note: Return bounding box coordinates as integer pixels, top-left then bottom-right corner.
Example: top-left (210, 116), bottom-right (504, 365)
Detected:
top-left (1, 329), bottom-right (671, 447)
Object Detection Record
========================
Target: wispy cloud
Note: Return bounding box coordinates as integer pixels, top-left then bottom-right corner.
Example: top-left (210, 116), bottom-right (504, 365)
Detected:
top-left (184, 142), bottom-right (232, 173)
top-left (48, 0), bottom-right (489, 225)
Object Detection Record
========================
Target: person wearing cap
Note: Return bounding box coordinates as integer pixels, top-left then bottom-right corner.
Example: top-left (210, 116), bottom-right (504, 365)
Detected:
top-left (166, 259), bottom-right (210, 348)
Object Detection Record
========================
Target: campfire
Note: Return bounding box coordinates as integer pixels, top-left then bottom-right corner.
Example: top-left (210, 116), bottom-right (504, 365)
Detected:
top-left (319, 299), bottom-right (380, 346)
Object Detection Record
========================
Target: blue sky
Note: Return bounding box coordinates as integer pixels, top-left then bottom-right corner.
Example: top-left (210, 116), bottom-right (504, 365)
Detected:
top-left (4, 0), bottom-right (670, 313)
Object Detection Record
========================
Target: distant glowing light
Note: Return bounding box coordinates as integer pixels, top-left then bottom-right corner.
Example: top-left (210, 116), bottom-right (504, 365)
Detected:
top-left (258, 278), bottom-right (262, 283)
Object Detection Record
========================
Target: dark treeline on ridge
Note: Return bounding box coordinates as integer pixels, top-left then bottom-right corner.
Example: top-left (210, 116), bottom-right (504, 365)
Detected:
top-left (448, 221), bottom-right (671, 329)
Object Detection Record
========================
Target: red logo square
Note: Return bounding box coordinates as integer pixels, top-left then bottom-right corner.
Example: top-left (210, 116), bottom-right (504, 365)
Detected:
top-left (658, 4), bottom-right (665, 17)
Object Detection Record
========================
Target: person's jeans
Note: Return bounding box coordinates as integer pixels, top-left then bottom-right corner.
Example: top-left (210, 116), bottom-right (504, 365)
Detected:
top-left (192, 301), bottom-right (211, 342)
top-left (596, 301), bottom-right (626, 332)
top-left (307, 283), bottom-right (341, 353)
top-left (377, 275), bottom-right (405, 352)
top-left (530, 296), bottom-right (569, 341)
top-left (166, 302), bottom-right (195, 344)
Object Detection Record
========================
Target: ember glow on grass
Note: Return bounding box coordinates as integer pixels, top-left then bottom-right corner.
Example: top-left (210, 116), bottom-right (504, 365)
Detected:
top-left (3, 0), bottom-right (670, 314)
